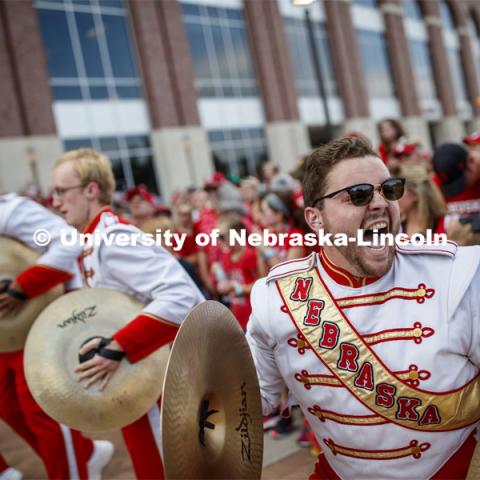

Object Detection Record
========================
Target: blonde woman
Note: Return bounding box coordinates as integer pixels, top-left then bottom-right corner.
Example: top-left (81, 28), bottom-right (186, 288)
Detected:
top-left (398, 164), bottom-right (447, 235)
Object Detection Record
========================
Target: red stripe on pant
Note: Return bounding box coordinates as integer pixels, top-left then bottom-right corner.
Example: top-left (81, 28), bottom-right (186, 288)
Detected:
top-left (0, 351), bottom-right (94, 479)
top-left (309, 432), bottom-right (477, 480)
top-left (122, 399), bottom-right (165, 479)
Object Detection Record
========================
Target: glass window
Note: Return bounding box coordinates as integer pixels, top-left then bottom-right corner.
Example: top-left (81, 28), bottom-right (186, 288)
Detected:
top-left (208, 128), bottom-right (267, 177)
top-left (37, 1), bottom-right (157, 193)
top-left (407, 39), bottom-right (438, 101)
top-left (64, 138), bottom-right (93, 150)
top-left (37, 9), bottom-right (78, 78)
top-left (439, 1), bottom-right (456, 30)
top-left (62, 135), bottom-right (158, 194)
top-left (356, 30), bottom-right (396, 99)
top-left (75, 12), bottom-right (104, 77)
top-left (181, 2), bottom-right (258, 98)
top-left (102, 14), bottom-right (137, 78)
top-left (351, 0), bottom-right (377, 7)
top-left (36, 1), bottom-right (143, 101)
top-left (284, 17), bottom-right (338, 98)
top-left (403, 0), bottom-right (422, 20)
top-left (52, 86), bottom-right (83, 100)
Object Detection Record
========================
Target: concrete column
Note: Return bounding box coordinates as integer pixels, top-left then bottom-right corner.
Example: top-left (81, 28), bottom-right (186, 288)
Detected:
top-left (0, 136), bottom-right (63, 194)
top-left (150, 127), bottom-right (212, 200)
top-left (128, 0), bottom-right (212, 198)
top-left (340, 118), bottom-right (378, 145)
top-left (244, 0), bottom-right (310, 169)
top-left (402, 116), bottom-right (432, 152)
top-left (265, 122), bottom-right (311, 173)
top-left (432, 116), bottom-right (465, 144)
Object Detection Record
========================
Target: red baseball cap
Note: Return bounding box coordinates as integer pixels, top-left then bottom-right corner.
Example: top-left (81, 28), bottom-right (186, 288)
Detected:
top-left (463, 131), bottom-right (480, 145)
top-left (204, 172), bottom-right (226, 189)
top-left (125, 184), bottom-right (155, 204)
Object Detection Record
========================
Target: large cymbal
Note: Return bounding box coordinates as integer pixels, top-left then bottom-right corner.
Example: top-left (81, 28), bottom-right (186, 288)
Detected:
top-left (0, 236), bottom-right (62, 352)
top-left (24, 288), bottom-right (169, 432)
top-left (161, 301), bottom-right (263, 479)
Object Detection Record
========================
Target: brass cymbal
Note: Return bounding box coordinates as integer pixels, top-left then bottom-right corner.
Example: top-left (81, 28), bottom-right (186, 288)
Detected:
top-left (0, 236), bottom-right (62, 352)
top-left (24, 288), bottom-right (169, 432)
top-left (161, 300), bottom-right (263, 479)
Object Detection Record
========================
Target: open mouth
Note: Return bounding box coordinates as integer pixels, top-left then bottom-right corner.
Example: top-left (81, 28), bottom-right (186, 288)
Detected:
top-left (361, 221), bottom-right (389, 249)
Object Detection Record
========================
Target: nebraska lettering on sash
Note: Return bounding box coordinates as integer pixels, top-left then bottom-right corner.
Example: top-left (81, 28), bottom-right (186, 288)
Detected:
top-left (303, 299), bottom-right (325, 326)
top-left (419, 405), bottom-right (441, 425)
top-left (319, 322), bottom-right (339, 349)
top-left (354, 362), bottom-right (374, 391)
top-left (396, 397), bottom-right (422, 421)
top-left (276, 268), bottom-right (480, 432)
top-left (290, 277), bottom-right (313, 302)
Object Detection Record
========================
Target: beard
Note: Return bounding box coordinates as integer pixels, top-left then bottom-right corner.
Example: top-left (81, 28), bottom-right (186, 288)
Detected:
top-left (322, 212), bottom-right (400, 278)
top-left (337, 241), bottom-right (396, 277)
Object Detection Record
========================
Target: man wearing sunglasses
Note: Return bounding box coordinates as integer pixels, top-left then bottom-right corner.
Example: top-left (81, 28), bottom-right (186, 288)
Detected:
top-left (246, 137), bottom-right (480, 478)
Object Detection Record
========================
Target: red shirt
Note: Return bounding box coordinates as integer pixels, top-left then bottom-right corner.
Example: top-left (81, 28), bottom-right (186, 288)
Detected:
top-left (444, 181), bottom-right (480, 218)
top-left (175, 231), bottom-right (197, 258)
top-left (220, 247), bottom-right (258, 330)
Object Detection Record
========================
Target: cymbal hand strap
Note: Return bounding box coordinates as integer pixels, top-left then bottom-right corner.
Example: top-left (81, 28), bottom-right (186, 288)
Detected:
top-left (78, 336), bottom-right (126, 363)
top-left (7, 288), bottom-right (27, 301)
top-left (198, 399), bottom-right (219, 446)
top-left (0, 279), bottom-right (12, 294)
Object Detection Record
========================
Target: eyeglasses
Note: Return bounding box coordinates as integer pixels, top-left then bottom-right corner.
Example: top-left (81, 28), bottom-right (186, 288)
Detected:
top-left (52, 184), bottom-right (84, 198)
top-left (314, 177), bottom-right (405, 207)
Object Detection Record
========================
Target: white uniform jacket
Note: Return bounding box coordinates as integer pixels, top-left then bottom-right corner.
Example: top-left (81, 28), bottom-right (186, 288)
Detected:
top-left (78, 208), bottom-right (205, 362)
top-left (0, 193), bottom-right (83, 294)
top-left (246, 242), bottom-right (480, 479)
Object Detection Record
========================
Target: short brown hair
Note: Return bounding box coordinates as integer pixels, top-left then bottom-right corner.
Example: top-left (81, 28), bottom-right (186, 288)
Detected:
top-left (55, 148), bottom-right (116, 205)
top-left (303, 137), bottom-right (379, 208)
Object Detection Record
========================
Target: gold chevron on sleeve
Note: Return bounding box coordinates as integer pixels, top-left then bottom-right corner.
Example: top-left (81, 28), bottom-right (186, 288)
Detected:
top-left (323, 438), bottom-right (431, 460)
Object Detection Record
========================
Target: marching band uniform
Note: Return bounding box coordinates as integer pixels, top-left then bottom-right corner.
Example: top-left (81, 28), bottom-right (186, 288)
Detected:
top-left (0, 194), bottom-right (100, 479)
top-left (247, 242), bottom-right (480, 478)
top-left (79, 207), bottom-right (205, 479)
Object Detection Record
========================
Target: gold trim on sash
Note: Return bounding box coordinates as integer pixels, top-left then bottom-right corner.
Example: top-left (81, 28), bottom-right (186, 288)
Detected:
top-left (277, 268), bottom-right (480, 431)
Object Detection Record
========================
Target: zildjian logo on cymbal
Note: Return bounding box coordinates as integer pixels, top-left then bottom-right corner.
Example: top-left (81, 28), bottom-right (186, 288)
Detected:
top-left (57, 306), bottom-right (97, 329)
top-left (235, 381), bottom-right (252, 463)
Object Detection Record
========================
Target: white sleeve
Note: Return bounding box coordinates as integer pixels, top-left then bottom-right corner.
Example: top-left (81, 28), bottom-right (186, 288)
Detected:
top-left (3, 197), bottom-right (82, 276)
top-left (462, 264), bottom-right (480, 367)
top-left (100, 228), bottom-right (205, 325)
top-left (446, 246), bottom-right (480, 367)
top-left (245, 278), bottom-right (286, 416)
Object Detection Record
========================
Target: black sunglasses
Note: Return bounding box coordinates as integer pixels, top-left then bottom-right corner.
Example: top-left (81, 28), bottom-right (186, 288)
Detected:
top-left (314, 177), bottom-right (405, 207)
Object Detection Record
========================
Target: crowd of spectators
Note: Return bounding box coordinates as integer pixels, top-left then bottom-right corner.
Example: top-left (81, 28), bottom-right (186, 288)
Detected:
top-left (12, 119), bottom-right (480, 450)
